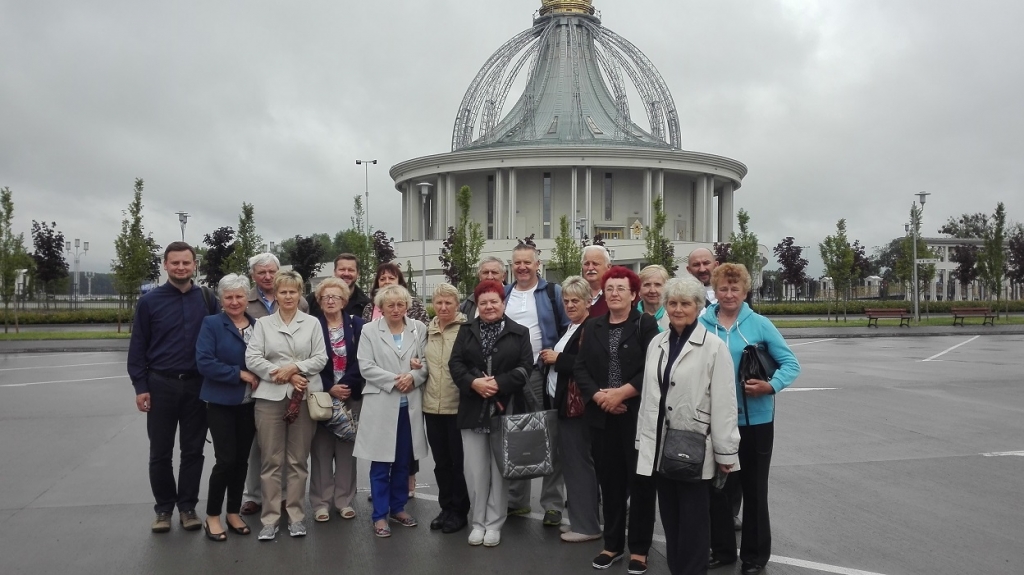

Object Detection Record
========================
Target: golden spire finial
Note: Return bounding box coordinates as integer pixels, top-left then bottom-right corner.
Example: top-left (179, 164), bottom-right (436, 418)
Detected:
top-left (539, 0), bottom-right (595, 16)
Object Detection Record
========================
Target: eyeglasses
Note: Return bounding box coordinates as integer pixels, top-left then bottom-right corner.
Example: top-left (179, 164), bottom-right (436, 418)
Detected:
top-left (605, 286), bottom-right (632, 294)
top-left (322, 295), bottom-right (346, 302)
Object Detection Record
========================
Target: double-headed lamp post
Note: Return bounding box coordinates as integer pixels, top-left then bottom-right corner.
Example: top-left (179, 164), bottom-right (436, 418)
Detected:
top-left (176, 211), bottom-right (190, 242)
top-left (418, 182), bottom-right (433, 296)
top-left (66, 239), bottom-right (88, 306)
top-left (356, 159), bottom-right (377, 237)
top-left (910, 191), bottom-right (930, 322)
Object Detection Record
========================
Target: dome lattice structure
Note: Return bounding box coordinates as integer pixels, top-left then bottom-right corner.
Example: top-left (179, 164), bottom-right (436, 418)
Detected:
top-left (451, 1), bottom-right (680, 151)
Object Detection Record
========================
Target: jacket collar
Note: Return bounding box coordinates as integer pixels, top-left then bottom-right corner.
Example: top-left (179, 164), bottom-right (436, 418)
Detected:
top-left (374, 317), bottom-right (421, 356)
top-left (428, 312), bottom-right (467, 335)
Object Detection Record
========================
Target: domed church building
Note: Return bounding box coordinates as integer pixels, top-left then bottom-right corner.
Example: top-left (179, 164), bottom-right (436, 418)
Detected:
top-left (390, 0), bottom-right (746, 284)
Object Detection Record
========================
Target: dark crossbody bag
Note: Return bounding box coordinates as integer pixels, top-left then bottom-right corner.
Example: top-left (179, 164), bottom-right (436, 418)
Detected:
top-left (655, 350), bottom-right (707, 483)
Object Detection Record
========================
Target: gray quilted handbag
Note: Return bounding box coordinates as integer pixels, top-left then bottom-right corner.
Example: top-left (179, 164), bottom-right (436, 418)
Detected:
top-left (489, 407), bottom-right (560, 480)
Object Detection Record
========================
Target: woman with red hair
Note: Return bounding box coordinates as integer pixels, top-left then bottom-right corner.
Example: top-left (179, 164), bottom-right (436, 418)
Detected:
top-left (448, 280), bottom-right (533, 548)
top-left (573, 266), bottom-right (660, 574)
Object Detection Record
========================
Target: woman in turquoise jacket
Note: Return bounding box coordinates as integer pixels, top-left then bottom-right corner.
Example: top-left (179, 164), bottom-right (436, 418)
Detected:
top-left (698, 263), bottom-right (800, 575)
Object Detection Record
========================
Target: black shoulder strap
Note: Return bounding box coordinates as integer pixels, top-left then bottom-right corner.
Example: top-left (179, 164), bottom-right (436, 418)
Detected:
top-left (546, 283), bottom-right (567, 337)
top-left (200, 286), bottom-right (216, 315)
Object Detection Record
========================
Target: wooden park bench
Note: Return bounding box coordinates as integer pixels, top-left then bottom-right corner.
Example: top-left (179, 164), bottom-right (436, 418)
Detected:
top-left (864, 308), bottom-right (911, 328)
top-left (951, 307), bottom-right (996, 326)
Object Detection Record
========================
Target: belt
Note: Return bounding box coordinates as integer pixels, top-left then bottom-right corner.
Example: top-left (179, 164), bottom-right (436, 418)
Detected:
top-left (151, 370), bottom-right (202, 380)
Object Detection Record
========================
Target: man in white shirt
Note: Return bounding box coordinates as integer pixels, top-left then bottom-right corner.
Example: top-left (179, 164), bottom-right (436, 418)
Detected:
top-left (686, 248), bottom-right (719, 307)
top-left (503, 244), bottom-right (568, 528)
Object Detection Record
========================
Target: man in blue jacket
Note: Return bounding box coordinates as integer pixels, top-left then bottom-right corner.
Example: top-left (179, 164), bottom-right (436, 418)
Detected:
top-left (503, 243), bottom-right (569, 527)
top-left (128, 242), bottom-right (217, 534)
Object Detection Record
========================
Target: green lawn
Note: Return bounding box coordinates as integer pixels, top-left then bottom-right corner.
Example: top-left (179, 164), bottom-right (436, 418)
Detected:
top-left (0, 331), bottom-right (131, 341)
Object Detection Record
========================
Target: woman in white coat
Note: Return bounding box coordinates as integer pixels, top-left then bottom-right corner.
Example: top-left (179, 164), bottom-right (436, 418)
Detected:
top-left (355, 284), bottom-right (428, 538)
top-left (636, 277), bottom-right (740, 575)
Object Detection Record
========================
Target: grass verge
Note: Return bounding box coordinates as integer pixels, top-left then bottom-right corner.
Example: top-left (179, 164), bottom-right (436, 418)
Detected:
top-left (0, 332), bottom-right (131, 341)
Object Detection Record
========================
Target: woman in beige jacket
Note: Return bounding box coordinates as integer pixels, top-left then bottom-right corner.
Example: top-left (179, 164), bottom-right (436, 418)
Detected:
top-left (423, 283), bottom-right (469, 535)
top-left (635, 277), bottom-right (739, 575)
top-left (244, 271), bottom-right (328, 541)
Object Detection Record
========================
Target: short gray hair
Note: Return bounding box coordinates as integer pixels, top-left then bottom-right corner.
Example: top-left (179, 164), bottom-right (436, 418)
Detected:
top-left (374, 284), bottom-right (412, 310)
top-left (662, 277), bottom-right (706, 311)
top-left (582, 245), bottom-right (611, 265)
top-left (477, 256), bottom-right (506, 277)
top-left (561, 275), bottom-right (591, 302)
top-left (217, 274), bottom-right (250, 298)
top-left (315, 277), bottom-right (350, 304)
top-left (248, 252), bottom-right (280, 273)
top-left (433, 282), bottom-right (461, 304)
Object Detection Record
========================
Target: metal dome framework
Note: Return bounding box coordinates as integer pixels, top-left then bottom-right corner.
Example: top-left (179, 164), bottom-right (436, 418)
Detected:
top-left (451, 10), bottom-right (681, 152)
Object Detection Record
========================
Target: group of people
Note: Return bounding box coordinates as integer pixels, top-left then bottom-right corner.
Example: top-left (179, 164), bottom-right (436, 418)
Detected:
top-left (128, 241), bottom-right (799, 575)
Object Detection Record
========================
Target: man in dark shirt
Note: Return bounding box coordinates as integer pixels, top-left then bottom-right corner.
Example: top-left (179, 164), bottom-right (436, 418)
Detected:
top-left (582, 245), bottom-right (612, 318)
top-left (128, 241), bottom-right (215, 534)
top-left (305, 253), bottom-right (371, 318)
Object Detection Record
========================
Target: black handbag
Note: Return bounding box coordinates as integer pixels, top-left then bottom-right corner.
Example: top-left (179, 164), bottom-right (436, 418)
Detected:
top-left (655, 349), bottom-right (707, 483)
top-left (738, 343), bottom-right (778, 383)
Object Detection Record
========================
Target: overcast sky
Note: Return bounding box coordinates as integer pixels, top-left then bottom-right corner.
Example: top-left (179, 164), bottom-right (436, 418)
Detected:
top-left (3, 0), bottom-right (1022, 275)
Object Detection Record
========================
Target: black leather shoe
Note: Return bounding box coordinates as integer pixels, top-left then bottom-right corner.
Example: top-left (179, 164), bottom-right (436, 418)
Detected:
top-left (441, 513), bottom-right (467, 534)
top-left (707, 558), bottom-right (736, 569)
top-left (430, 511), bottom-right (448, 530)
top-left (741, 563), bottom-right (765, 575)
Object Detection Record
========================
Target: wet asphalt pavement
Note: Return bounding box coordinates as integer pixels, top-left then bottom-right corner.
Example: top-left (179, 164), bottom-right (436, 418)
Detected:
top-left (1, 333), bottom-right (1023, 575)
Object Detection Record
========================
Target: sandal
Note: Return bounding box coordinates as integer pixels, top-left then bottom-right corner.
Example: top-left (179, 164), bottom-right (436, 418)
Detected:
top-left (203, 520), bottom-right (227, 542)
top-left (388, 514), bottom-right (418, 527)
top-left (373, 521), bottom-right (391, 538)
top-left (339, 507), bottom-right (356, 520)
top-left (226, 519), bottom-right (251, 535)
top-left (314, 509), bottom-right (330, 523)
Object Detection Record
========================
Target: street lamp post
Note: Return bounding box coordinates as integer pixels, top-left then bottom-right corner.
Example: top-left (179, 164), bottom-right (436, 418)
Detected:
top-left (66, 239), bottom-right (88, 308)
top-left (176, 211), bottom-right (190, 242)
top-left (910, 191), bottom-right (930, 322)
top-left (85, 271), bottom-right (95, 297)
top-left (418, 182), bottom-right (433, 297)
top-left (356, 159), bottom-right (378, 237)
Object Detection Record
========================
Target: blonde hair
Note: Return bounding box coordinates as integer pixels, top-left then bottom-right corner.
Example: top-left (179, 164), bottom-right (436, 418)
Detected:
top-left (711, 263), bottom-right (751, 292)
top-left (273, 270), bottom-right (303, 293)
top-left (560, 275), bottom-right (591, 302)
top-left (639, 264), bottom-right (670, 284)
top-left (375, 284), bottom-right (411, 310)
top-left (432, 282), bottom-right (461, 304)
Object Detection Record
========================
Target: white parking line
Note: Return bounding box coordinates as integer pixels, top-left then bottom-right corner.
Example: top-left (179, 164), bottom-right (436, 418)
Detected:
top-left (0, 361), bottom-right (122, 372)
top-left (921, 335), bottom-right (979, 362)
top-left (0, 375), bottom-right (128, 388)
top-left (981, 450), bottom-right (1024, 457)
top-left (651, 539), bottom-right (889, 575)
top-left (783, 387), bottom-right (838, 392)
top-left (789, 338), bottom-right (837, 346)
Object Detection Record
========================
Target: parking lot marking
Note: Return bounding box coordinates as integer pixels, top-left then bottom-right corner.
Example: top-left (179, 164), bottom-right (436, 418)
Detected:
top-left (783, 387), bottom-right (838, 392)
top-left (0, 375), bottom-right (128, 388)
top-left (789, 338), bottom-right (837, 346)
top-left (770, 555), bottom-right (890, 575)
top-left (0, 361), bottom-right (122, 372)
top-left (981, 450), bottom-right (1024, 457)
top-left (921, 335), bottom-right (979, 362)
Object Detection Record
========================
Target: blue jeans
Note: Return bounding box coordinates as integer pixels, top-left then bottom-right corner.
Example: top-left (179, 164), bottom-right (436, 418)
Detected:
top-left (369, 406), bottom-right (412, 522)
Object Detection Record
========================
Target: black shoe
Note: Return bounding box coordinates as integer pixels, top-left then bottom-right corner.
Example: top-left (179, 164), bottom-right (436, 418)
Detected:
top-left (627, 558), bottom-right (648, 575)
top-left (592, 552), bottom-right (624, 570)
top-left (708, 557), bottom-right (736, 569)
top-left (741, 563), bottom-right (765, 575)
top-left (430, 510), bottom-right (449, 530)
top-left (441, 514), bottom-right (467, 534)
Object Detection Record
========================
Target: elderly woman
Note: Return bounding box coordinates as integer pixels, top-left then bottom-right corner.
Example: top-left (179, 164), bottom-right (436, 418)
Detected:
top-left (636, 277), bottom-right (739, 575)
top-left (449, 280), bottom-right (532, 548)
top-left (423, 283), bottom-right (470, 534)
top-left (309, 278), bottom-right (365, 523)
top-left (573, 266), bottom-right (660, 574)
top-left (539, 276), bottom-right (600, 543)
top-left (355, 284), bottom-right (428, 538)
top-left (701, 264), bottom-right (800, 575)
top-left (637, 265), bottom-right (670, 332)
top-left (244, 270), bottom-right (327, 541)
top-left (195, 274), bottom-right (260, 541)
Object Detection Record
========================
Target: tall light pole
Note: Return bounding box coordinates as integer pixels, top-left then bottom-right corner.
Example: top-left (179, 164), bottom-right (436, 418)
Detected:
top-left (85, 271), bottom-right (95, 297)
top-left (418, 182), bottom-right (433, 297)
top-left (66, 239), bottom-right (88, 307)
top-left (910, 191), bottom-right (930, 322)
top-left (356, 159), bottom-right (377, 237)
top-left (176, 211), bottom-right (190, 242)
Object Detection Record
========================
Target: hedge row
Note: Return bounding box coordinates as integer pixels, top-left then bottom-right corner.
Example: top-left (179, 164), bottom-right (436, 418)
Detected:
top-left (754, 300), bottom-right (1024, 315)
top-left (0, 309), bottom-right (129, 325)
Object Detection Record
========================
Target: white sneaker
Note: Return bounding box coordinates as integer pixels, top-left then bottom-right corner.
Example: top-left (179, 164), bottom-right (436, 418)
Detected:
top-left (468, 528), bottom-right (485, 546)
top-left (258, 524), bottom-right (278, 541)
top-left (561, 530), bottom-right (602, 542)
top-left (483, 530), bottom-right (501, 547)
top-left (288, 522), bottom-right (306, 537)
top-left (559, 523), bottom-right (572, 533)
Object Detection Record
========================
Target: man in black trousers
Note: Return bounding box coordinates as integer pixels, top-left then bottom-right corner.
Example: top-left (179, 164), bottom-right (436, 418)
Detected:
top-left (128, 242), bottom-right (216, 533)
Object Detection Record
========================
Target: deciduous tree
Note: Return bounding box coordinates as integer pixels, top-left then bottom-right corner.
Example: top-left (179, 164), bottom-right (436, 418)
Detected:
top-left (438, 186), bottom-right (484, 296)
top-left (111, 178), bottom-right (158, 330)
top-left (225, 202), bottom-right (261, 275)
top-left (773, 237), bottom-right (808, 300)
top-left (287, 235), bottom-right (326, 293)
top-left (1, 187), bottom-right (32, 332)
top-left (819, 219), bottom-right (855, 321)
top-left (200, 226), bottom-right (236, 288)
top-left (977, 202), bottom-right (1006, 302)
top-left (1006, 223), bottom-right (1024, 287)
top-left (550, 215), bottom-right (582, 282)
top-left (30, 220), bottom-right (69, 303)
top-left (728, 209), bottom-right (760, 277)
top-left (642, 195), bottom-right (677, 274)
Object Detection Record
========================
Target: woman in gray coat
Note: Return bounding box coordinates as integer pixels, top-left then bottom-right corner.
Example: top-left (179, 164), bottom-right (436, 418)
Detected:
top-left (354, 284), bottom-right (428, 538)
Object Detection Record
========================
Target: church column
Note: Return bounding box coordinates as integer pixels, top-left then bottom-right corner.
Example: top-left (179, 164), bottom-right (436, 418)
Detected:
top-left (705, 178), bottom-right (715, 243)
top-left (571, 167), bottom-right (578, 236)
top-left (508, 168), bottom-right (517, 239)
top-left (433, 173), bottom-right (445, 240)
top-left (643, 169), bottom-right (652, 229)
top-left (693, 176), bottom-right (707, 242)
top-left (401, 181), bottom-right (410, 240)
top-left (495, 169), bottom-right (504, 239)
top-left (584, 167), bottom-right (593, 237)
top-left (718, 181), bottom-right (735, 241)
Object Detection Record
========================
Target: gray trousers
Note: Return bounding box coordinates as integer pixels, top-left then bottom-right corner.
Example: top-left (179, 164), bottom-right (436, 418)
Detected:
top-left (253, 398), bottom-right (316, 526)
top-left (462, 430), bottom-right (509, 532)
top-left (558, 417), bottom-right (601, 535)
top-left (508, 370), bottom-right (564, 512)
top-left (309, 399), bottom-right (362, 513)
